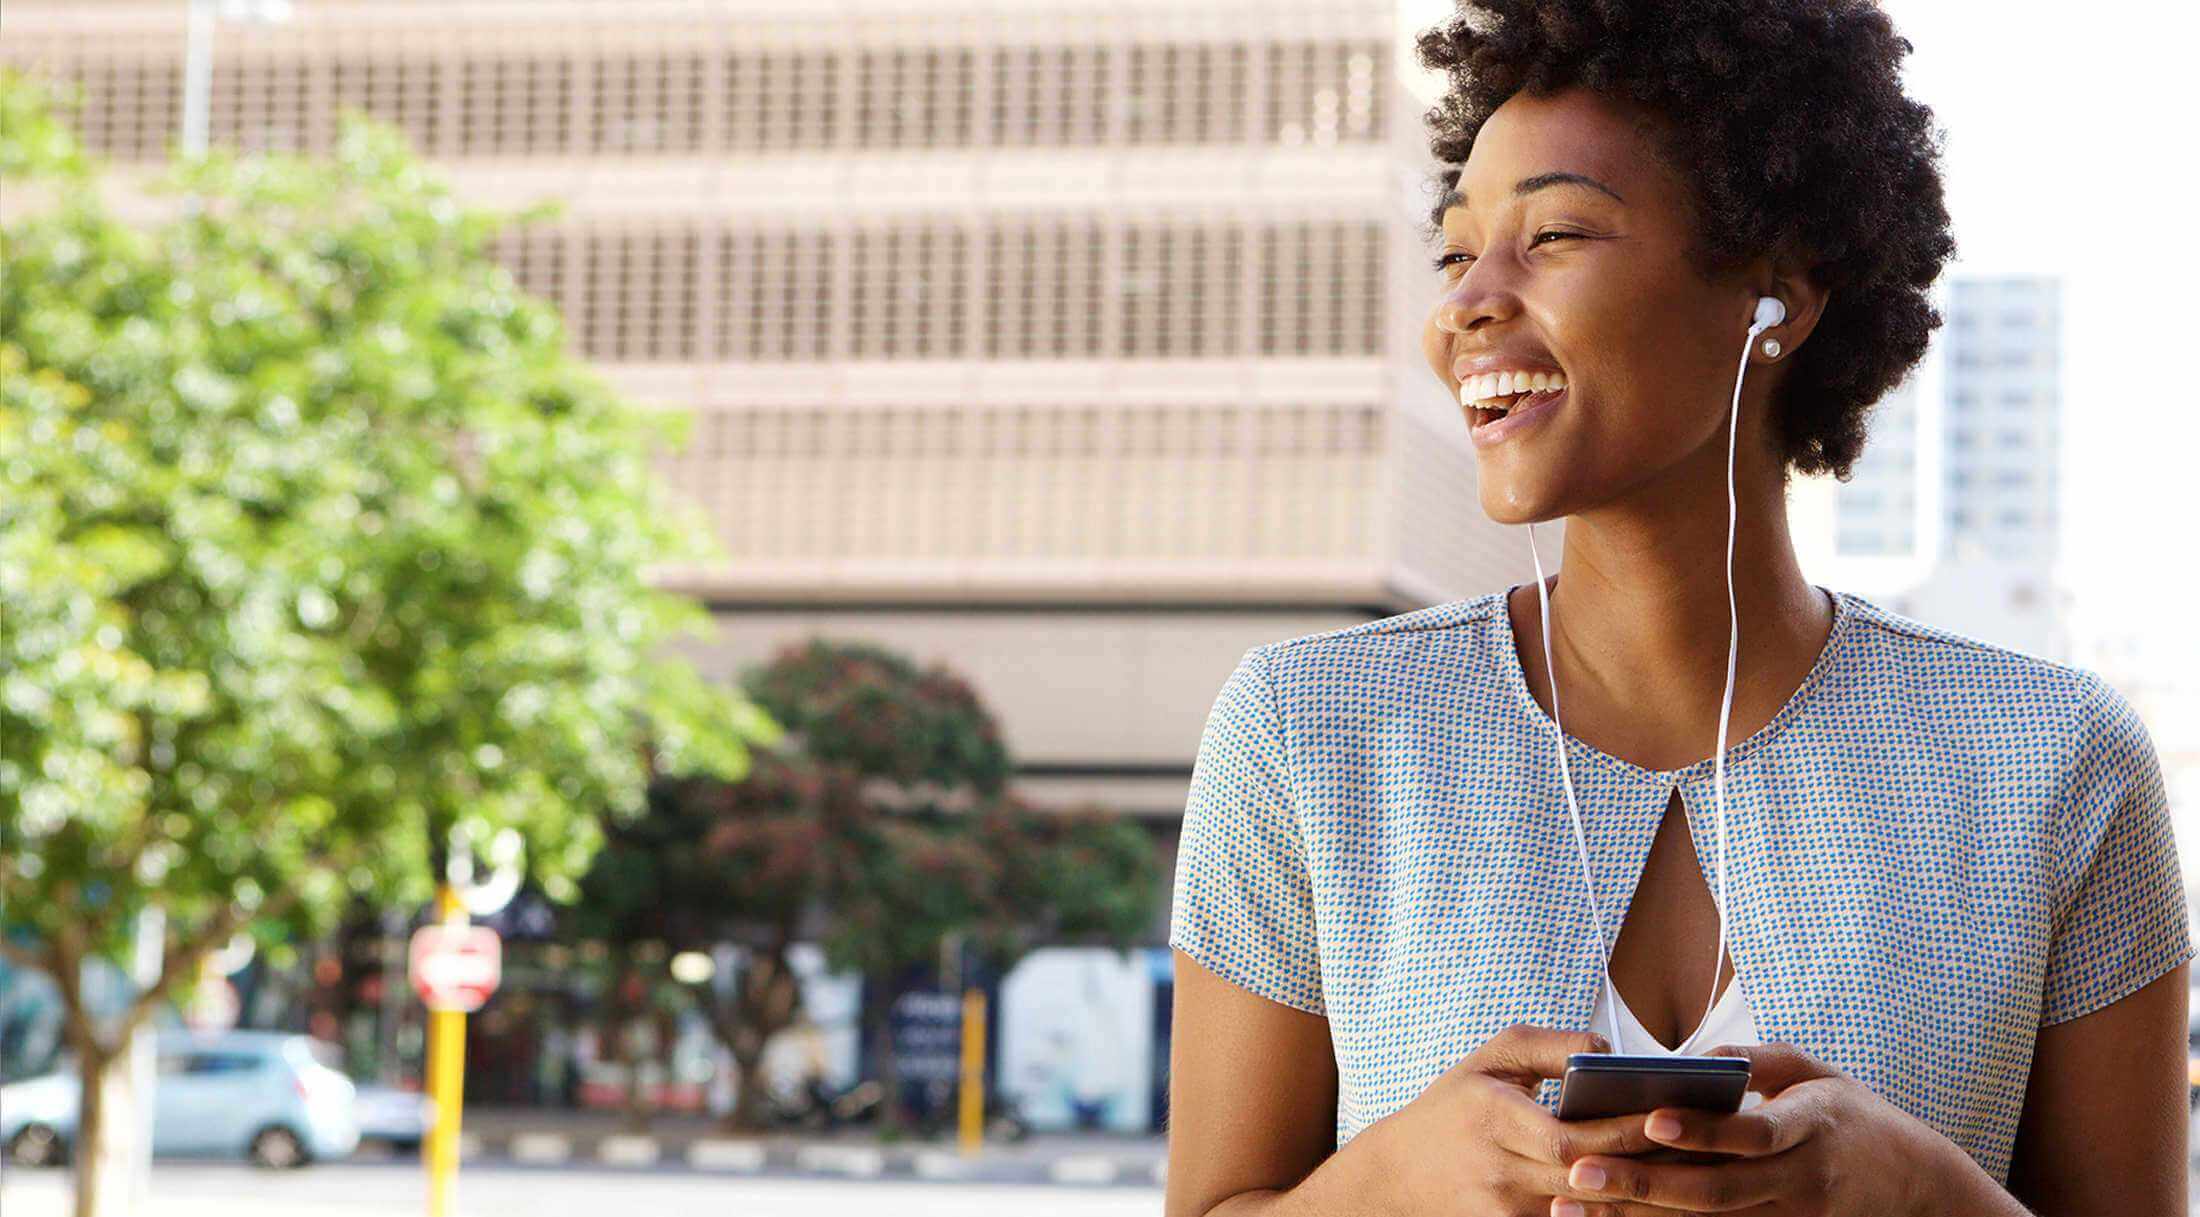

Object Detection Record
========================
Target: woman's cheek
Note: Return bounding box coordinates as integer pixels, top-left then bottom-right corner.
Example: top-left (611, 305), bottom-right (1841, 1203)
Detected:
top-left (1419, 312), bottom-right (1451, 384)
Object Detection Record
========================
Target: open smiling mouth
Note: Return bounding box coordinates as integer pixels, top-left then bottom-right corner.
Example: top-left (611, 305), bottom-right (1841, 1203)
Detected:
top-left (1459, 370), bottom-right (1568, 436)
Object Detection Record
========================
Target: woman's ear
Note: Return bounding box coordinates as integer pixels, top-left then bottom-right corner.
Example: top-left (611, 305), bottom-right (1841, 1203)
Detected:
top-left (1760, 256), bottom-right (1830, 357)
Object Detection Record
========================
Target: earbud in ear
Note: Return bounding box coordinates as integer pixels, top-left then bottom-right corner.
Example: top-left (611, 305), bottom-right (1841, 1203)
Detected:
top-left (1752, 296), bottom-right (1786, 330)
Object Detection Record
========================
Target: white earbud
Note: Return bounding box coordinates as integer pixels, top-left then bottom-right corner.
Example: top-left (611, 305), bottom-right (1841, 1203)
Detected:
top-left (1752, 296), bottom-right (1785, 332)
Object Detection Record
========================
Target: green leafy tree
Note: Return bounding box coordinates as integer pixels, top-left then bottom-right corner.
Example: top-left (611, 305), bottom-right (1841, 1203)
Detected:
top-left (0, 74), bottom-right (779, 1217)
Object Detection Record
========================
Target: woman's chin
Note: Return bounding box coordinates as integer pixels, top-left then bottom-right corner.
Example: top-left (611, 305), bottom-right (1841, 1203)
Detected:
top-left (1476, 479), bottom-right (1565, 527)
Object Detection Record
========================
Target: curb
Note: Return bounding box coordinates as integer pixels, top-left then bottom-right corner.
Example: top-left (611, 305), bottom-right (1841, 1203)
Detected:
top-left (407, 1130), bottom-right (1163, 1187)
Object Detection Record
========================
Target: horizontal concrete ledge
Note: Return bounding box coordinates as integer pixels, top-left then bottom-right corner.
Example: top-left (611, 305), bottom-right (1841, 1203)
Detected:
top-left (648, 560), bottom-right (1404, 613)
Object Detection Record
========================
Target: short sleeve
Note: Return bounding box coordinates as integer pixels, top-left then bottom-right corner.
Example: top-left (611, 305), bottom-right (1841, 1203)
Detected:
top-left (2038, 674), bottom-right (2196, 1026)
top-left (1168, 645), bottom-right (1325, 1015)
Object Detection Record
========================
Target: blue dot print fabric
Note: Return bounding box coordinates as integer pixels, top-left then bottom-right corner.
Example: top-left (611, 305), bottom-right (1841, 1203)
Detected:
top-left (1167, 584), bottom-right (2194, 1186)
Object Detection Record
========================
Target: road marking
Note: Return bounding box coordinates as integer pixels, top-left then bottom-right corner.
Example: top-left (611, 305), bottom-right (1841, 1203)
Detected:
top-left (910, 1150), bottom-right (970, 1180)
top-left (794, 1145), bottom-right (884, 1177)
top-left (597, 1135), bottom-right (659, 1167)
top-left (1050, 1156), bottom-right (1119, 1186)
top-left (686, 1139), bottom-right (766, 1172)
top-left (510, 1133), bottom-right (571, 1165)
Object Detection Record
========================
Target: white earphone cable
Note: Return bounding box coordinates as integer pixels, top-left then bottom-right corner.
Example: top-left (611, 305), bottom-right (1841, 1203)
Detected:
top-left (1529, 522), bottom-right (1624, 1053)
top-left (1540, 307), bottom-right (1772, 1057)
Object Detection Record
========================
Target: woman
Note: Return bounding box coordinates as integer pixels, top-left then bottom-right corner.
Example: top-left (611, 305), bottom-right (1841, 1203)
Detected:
top-left (1164, 2), bottom-right (2193, 1215)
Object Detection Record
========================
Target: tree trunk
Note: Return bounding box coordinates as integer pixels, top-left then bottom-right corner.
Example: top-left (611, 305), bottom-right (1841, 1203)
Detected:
top-left (710, 946), bottom-right (801, 1134)
top-left (723, 1040), bottom-right (768, 1132)
top-left (620, 1028), bottom-right (649, 1131)
top-left (865, 981), bottom-right (904, 1135)
top-left (70, 1047), bottom-right (135, 1217)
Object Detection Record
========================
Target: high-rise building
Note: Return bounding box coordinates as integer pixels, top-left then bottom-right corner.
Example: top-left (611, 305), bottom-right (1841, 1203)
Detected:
top-left (1940, 275), bottom-right (2062, 563)
top-left (1882, 273), bottom-right (2068, 659)
top-left (1833, 372), bottom-right (1924, 560)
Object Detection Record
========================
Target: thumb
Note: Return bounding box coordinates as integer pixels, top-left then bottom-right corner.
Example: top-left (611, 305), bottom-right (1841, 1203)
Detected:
top-left (1706, 1042), bottom-right (1837, 1096)
top-left (1470, 1023), bottom-right (1612, 1086)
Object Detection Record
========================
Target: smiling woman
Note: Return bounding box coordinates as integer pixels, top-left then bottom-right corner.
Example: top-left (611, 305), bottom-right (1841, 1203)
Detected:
top-left (1163, 4), bottom-right (2193, 1217)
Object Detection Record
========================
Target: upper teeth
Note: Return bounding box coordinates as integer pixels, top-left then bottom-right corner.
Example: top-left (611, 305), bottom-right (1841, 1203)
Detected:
top-left (1459, 370), bottom-right (1567, 410)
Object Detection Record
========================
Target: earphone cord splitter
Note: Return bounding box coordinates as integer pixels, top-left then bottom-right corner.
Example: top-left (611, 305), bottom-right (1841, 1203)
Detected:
top-left (1529, 306), bottom-right (1775, 1057)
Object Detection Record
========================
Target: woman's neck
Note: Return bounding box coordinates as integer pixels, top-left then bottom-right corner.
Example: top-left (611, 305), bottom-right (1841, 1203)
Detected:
top-left (1525, 468), bottom-right (1833, 767)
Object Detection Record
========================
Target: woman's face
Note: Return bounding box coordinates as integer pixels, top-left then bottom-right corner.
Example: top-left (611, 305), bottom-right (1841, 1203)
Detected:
top-left (1419, 87), bottom-right (1786, 524)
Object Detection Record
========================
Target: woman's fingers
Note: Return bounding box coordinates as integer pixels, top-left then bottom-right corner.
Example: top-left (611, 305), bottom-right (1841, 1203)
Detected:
top-left (1635, 1089), bottom-right (1824, 1158)
top-left (1499, 1097), bottom-right (1669, 1165)
top-left (1466, 1022), bottom-right (1612, 1087)
top-left (1554, 1201), bottom-right (1782, 1217)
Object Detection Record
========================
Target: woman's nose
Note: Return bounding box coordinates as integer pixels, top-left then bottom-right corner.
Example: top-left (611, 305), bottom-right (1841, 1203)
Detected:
top-left (1433, 256), bottom-right (1519, 335)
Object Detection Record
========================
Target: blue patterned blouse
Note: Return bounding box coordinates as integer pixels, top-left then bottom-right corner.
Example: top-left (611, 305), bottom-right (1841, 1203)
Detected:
top-left (1168, 584), bottom-right (2194, 1186)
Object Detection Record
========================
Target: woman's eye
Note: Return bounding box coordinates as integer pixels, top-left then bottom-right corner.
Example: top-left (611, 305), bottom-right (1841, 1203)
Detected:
top-left (1431, 232), bottom-right (1580, 272)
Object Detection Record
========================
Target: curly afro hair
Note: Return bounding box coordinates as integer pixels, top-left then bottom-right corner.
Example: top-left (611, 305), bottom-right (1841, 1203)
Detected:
top-left (1414, 0), bottom-right (1956, 480)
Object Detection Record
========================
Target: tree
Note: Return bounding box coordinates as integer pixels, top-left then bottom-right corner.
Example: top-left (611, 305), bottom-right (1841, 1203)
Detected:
top-left (572, 752), bottom-right (864, 1132)
top-left (575, 637), bottom-right (1167, 1136)
top-left (0, 74), bottom-right (780, 1217)
top-left (968, 792), bottom-right (1165, 970)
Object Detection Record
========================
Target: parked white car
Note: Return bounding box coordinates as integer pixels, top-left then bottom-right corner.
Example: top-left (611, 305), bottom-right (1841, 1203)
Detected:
top-left (0, 1030), bottom-right (359, 1169)
top-left (352, 1081), bottom-right (433, 1154)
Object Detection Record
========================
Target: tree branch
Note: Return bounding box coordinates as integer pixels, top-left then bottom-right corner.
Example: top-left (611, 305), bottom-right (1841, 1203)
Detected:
top-left (116, 865), bottom-right (320, 1038)
top-left (49, 899), bottom-right (109, 1062)
top-left (0, 935), bottom-right (53, 978)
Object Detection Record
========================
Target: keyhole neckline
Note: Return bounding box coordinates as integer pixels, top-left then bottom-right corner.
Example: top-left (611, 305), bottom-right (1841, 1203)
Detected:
top-left (1495, 581), bottom-right (1852, 789)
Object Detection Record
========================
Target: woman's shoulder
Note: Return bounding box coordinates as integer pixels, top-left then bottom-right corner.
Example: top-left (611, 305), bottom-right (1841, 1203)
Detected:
top-left (1246, 589), bottom-right (1518, 707)
top-left (1826, 588), bottom-right (2149, 760)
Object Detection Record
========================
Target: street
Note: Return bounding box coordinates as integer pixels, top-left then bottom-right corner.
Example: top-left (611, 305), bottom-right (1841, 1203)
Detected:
top-left (6, 1157), bottom-right (2200, 1215)
top-left (0, 1163), bottom-right (1164, 1217)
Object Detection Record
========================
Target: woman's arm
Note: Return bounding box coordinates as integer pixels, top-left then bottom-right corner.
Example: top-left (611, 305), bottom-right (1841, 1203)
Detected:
top-left (1164, 949), bottom-right (1354, 1217)
top-left (2005, 961), bottom-right (2190, 1213)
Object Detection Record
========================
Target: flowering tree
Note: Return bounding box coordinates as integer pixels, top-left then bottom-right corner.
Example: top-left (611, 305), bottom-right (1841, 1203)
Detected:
top-left (573, 638), bottom-right (1163, 1133)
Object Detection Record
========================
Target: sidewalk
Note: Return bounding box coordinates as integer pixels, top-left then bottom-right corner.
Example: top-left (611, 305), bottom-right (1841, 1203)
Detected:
top-left (412, 1107), bottom-right (1169, 1188)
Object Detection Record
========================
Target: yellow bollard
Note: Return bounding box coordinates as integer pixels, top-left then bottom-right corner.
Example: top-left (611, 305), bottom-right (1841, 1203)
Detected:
top-left (958, 988), bottom-right (987, 1156)
top-left (425, 888), bottom-right (468, 1217)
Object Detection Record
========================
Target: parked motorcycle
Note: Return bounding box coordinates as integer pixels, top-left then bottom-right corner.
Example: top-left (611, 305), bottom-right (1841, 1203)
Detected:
top-left (764, 1076), bottom-right (883, 1132)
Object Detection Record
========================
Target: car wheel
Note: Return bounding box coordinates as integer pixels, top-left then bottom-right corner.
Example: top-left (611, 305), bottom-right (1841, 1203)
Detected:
top-left (248, 1126), bottom-right (309, 1169)
top-left (6, 1124), bottom-right (66, 1168)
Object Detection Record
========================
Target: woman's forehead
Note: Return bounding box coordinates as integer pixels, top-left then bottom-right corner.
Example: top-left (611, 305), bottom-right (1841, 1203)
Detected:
top-left (1448, 90), bottom-right (1677, 219)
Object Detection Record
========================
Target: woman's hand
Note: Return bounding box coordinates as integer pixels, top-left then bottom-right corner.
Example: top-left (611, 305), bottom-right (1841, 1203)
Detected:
top-left (1551, 1042), bottom-right (1962, 1216)
top-left (1353, 1023), bottom-right (1677, 1216)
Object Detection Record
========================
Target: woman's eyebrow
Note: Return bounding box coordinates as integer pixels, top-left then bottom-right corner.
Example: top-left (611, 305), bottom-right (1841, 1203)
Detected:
top-left (1431, 172), bottom-right (1627, 229)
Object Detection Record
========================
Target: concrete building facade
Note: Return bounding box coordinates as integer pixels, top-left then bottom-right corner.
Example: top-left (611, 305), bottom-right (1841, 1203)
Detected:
top-left (2, 0), bottom-right (1533, 835)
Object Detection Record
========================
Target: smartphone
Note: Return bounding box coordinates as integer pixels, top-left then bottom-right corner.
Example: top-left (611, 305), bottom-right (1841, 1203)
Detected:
top-left (1556, 1054), bottom-right (1751, 1165)
top-left (1557, 1052), bottom-right (1750, 1119)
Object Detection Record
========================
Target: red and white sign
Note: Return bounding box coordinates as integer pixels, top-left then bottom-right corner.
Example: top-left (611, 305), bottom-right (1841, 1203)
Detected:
top-left (408, 924), bottom-right (502, 1013)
